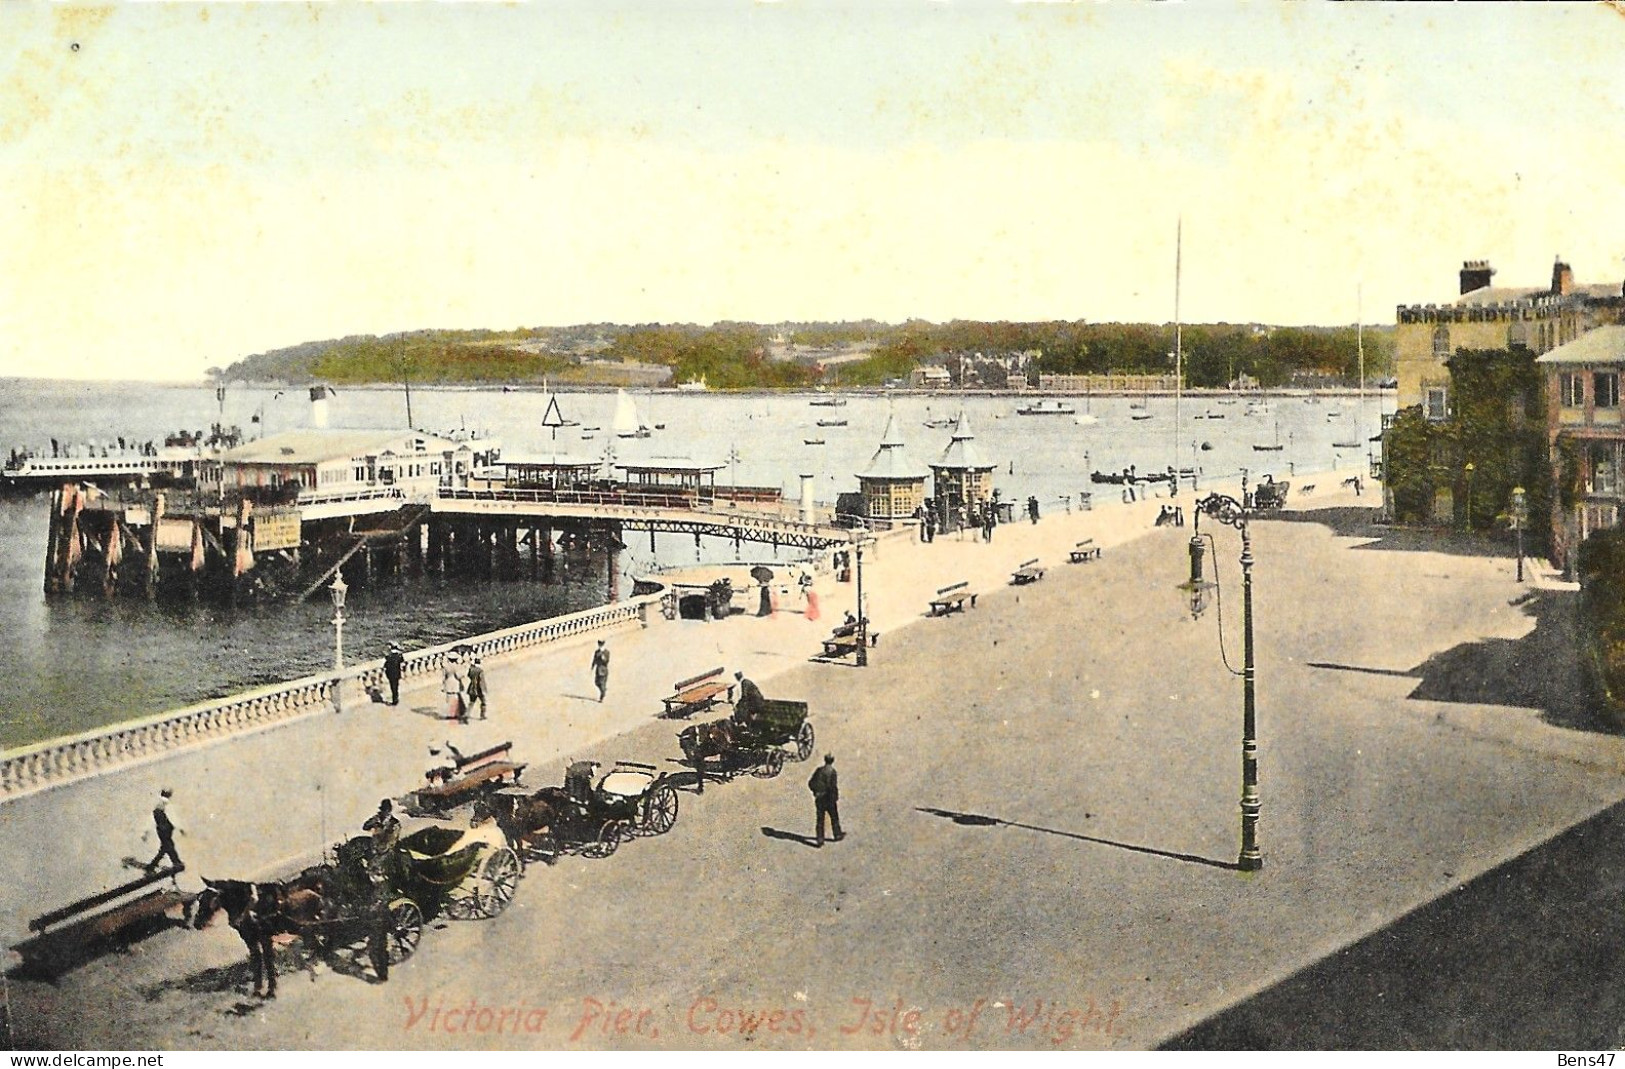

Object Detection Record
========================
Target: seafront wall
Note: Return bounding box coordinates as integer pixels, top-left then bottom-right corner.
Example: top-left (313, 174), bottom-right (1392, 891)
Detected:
top-left (0, 594), bottom-right (659, 802)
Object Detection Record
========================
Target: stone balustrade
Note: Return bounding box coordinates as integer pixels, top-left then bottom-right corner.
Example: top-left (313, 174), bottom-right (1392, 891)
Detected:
top-left (0, 594), bottom-right (658, 802)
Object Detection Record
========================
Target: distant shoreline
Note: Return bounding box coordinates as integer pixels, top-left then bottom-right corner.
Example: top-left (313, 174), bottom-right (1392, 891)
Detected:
top-left (0, 375), bottom-right (1400, 399)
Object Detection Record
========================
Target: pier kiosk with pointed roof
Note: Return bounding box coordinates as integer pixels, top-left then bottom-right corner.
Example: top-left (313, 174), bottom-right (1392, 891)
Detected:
top-left (856, 411), bottom-right (929, 531)
top-left (929, 412), bottom-right (997, 533)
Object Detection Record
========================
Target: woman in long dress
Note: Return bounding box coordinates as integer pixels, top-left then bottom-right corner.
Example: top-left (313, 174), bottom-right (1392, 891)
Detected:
top-left (442, 654), bottom-right (467, 722)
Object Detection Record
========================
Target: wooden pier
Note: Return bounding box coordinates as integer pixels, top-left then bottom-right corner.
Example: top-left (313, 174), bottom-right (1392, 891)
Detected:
top-left (39, 481), bottom-right (851, 602)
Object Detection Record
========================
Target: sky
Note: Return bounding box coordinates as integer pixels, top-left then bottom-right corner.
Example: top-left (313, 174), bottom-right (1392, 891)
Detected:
top-left (3, 2), bottom-right (1625, 382)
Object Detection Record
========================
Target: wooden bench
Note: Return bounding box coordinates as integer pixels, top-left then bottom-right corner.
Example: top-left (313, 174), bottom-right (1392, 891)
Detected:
top-left (821, 620), bottom-right (865, 657)
top-left (1069, 539), bottom-right (1102, 563)
top-left (662, 666), bottom-right (734, 718)
top-left (419, 741), bottom-right (526, 811)
top-left (928, 581), bottom-right (977, 616)
top-left (1011, 558), bottom-right (1045, 585)
top-left (11, 866), bottom-right (194, 977)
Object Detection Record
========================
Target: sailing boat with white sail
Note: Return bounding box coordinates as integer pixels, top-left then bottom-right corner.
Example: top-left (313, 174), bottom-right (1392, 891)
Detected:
top-left (613, 389), bottom-right (652, 439)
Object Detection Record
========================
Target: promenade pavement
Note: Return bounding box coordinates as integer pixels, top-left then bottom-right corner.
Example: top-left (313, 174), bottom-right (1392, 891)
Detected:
top-left (17, 470), bottom-right (1622, 1050)
top-left (0, 474), bottom-right (1197, 947)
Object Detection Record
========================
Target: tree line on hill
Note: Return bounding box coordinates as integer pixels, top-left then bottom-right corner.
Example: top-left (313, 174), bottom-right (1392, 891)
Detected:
top-left (218, 320), bottom-right (1395, 390)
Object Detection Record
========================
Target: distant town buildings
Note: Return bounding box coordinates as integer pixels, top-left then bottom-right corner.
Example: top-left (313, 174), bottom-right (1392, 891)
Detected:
top-left (1037, 372), bottom-right (1181, 393)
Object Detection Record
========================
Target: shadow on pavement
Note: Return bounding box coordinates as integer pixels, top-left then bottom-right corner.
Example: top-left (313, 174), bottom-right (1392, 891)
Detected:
top-left (1309, 589), bottom-right (1617, 736)
top-left (1264, 505), bottom-right (1523, 560)
top-left (760, 826), bottom-right (820, 849)
top-left (1161, 797), bottom-right (1625, 1050)
top-left (915, 807), bottom-right (1238, 872)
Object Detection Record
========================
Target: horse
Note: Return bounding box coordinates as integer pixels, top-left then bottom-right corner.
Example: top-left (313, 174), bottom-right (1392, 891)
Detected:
top-left (677, 718), bottom-right (737, 793)
top-left (494, 788), bottom-right (576, 862)
top-left (193, 877), bottom-right (329, 998)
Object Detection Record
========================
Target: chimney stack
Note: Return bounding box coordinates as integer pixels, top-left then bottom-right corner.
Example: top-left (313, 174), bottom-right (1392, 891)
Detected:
top-left (1552, 257), bottom-right (1574, 296)
top-left (1460, 260), bottom-right (1495, 295)
top-left (309, 384), bottom-right (330, 428)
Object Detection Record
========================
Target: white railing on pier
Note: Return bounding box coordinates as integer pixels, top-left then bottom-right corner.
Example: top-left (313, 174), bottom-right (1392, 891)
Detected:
top-left (435, 488), bottom-right (849, 542)
top-left (297, 486), bottom-right (409, 507)
top-left (0, 594), bottom-right (658, 803)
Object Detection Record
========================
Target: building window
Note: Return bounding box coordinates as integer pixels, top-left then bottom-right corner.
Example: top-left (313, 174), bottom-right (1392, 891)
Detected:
top-left (1596, 372), bottom-right (1620, 410)
top-left (1595, 445), bottom-right (1620, 494)
top-left (1425, 386), bottom-right (1449, 422)
top-left (1431, 325), bottom-right (1451, 358)
top-left (1561, 373), bottom-right (1585, 408)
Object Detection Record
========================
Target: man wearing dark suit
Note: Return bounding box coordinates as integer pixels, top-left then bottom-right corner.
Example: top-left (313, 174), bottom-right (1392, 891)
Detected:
top-left (384, 643), bottom-right (406, 706)
top-left (808, 754), bottom-right (843, 847)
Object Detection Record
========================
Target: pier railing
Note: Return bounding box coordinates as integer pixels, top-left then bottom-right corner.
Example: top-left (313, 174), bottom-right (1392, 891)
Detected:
top-left (0, 594), bottom-right (658, 802)
top-left (435, 489), bottom-right (852, 547)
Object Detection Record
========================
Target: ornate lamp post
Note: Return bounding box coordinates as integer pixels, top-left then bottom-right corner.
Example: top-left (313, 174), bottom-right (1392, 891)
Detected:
top-left (853, 532), bottom-right (869, 668)
top-left (1188, 478), bottom-right (1263, 872)
top-left (1511, 486), bottom-right (1527, 583)
top-left (329, 574), bottom-right (348, 714)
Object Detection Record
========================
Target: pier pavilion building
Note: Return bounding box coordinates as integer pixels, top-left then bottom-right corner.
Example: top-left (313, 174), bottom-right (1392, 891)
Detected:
top-left (929, 412), bottom-right (997, 531)
top-left (475, 453), bottom-right (600, 491)
top-left (856, 411), bottom-right (928, 530)
top-left (204, 429), bottom-right (499, 501)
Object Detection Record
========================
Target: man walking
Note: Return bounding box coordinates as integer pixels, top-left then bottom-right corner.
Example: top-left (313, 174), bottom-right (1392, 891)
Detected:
top-left (145, 788), bottom-right (185, 873)
top-left (383, 643), bottom-right (405, 706)
top-left (466, 656), bottom-right (488, 720)
top-left (808, 754), bottom-right (843, 847)
top-left (591, 640), bottom-right (611, 702)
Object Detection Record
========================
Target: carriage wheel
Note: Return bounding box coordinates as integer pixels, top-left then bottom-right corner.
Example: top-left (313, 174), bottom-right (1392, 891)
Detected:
top-left (750, 748), bottom-right (786, 778)
top-left (580, 821), bottom-right (621, 859)
top-left (387, 899), bottom-right (423, 963)
top-left (794, 721), bottom-right (815, 762)
top-left (640, 784), bottom-right (679, 835)
top-left (473, 848), bottom-right (521, 918)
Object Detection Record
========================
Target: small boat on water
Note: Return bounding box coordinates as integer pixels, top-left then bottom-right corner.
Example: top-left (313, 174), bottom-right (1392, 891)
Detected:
top-left (1253, 420), bottom-right (1285, 452)
top-left (1015, 400), bottom-right (1077, 416)
top-left (803, 438), bottom-right (826, 446)
top-left (676, 376), bottom-right (708, 392)
top-left (809, 396), bottom-right (847, 407)
top-left (613, 390), bottom-right (653, 439)
top-left (1131, 412), bottom-right (1153, 421)
top-left (1091, 469), bottom-right (1173, 486)
top-left (815, 419), bottom-right (848, 428)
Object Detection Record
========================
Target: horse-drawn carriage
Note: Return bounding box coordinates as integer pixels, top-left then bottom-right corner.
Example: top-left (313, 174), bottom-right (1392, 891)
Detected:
top-left (491, 760), bottom-right (680, 865)
top-left (195, 817), bottom-right (520, 998)
top-left (1251, 474), bottom-right (1290, 511)
top-left (678, 698), bottom-right (814, 792)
